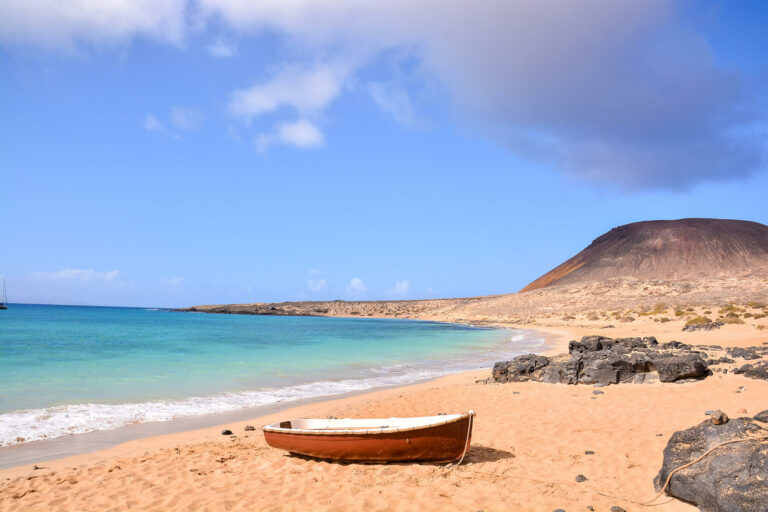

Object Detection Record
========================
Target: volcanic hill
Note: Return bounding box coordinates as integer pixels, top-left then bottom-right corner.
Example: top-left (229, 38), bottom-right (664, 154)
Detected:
top-left (520, 218), bottom-right (768, 292)
top-left (179, 218), bottom-right (768, 324)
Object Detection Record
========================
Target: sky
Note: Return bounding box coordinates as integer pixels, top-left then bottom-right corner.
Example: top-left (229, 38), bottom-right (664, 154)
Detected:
top-left (1, 0), bottom-right (766, 308)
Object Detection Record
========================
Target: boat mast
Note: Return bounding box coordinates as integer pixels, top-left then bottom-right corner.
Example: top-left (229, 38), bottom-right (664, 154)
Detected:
top-left (2, 279), bottom-right (6, 306)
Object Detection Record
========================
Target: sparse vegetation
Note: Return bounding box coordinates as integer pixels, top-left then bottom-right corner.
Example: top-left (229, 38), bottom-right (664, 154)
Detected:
top-left (754, 313), bottom-right (767, 320)
top-left (619, 316), bottom-right (635, 322)
top-left (725, 313), bottom-right (744, 324)
top-left (747, 301), bottom-right (766, 309)
top-left (685, 316), bottom-right (713, 327)
top-left (674, 310), bottom-right (686, 317)
top-left (757, 325), bottom-right (766, 331)
top-left (562, 315), bottom-right (576, 321)
top-left (659, 317), bottom-right (671, 323)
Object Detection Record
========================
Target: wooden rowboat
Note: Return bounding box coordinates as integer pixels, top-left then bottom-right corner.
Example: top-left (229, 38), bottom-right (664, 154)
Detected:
top-left (262, 411), bottom-right (475, 462)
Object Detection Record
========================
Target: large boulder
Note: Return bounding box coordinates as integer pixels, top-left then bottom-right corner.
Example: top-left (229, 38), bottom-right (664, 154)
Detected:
top-left (491, 354), bottom-right (551, 383)
top-left (652, 354), bottom-right (710, 382)
top-left (654, 412), bottom-right (768, 511)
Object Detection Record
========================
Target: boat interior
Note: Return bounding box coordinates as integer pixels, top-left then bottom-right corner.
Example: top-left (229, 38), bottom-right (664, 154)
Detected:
top-left (264, 413), bottom-right (468, 433)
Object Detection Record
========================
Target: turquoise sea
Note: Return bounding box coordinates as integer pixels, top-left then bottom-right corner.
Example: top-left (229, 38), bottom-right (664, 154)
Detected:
top-left (0, 304), bottom-right (544, 445)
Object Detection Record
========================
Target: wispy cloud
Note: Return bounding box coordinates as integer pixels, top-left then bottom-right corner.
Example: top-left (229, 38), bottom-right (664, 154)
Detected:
top-left (206, 39), bottom-right (235, 58)
top-left (307, 278), bottom-right (327, 291)
top-left (0, 0), bottom-right (186, 52)
top-left (255, 119), bottom-right (324, 152)
top-left (144, 114), bottom-right (166, 134)
top-left (162, 276), bottom-right (184, 287)
top-left (169, 106), bottom-right (204, 130)
top-left (368, 82), bottom-right (420, 128)
top-left (228, 62), bottom-right (349, 122)
top-left (31, 268), bottom-right (120, 282)
top-left (346, 278), bottom-right (366, 294)
top-left (390, 280), bottom-right (410, 296)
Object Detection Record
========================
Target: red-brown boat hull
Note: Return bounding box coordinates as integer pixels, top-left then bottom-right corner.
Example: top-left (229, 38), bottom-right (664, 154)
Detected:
top-left (263, 415), bottom-right (473, 462)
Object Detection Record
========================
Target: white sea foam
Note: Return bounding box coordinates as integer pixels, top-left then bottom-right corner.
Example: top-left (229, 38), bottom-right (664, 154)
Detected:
top-left (0, 329), bottom-right (545, 446)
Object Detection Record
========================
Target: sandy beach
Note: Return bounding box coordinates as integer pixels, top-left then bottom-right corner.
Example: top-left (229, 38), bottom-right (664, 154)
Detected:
top-left (2, 318), bottom-right (766, 511)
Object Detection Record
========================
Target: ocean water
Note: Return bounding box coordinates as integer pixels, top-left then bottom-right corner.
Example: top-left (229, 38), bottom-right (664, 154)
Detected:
top-left (0, 304), bottom-right (544, 446)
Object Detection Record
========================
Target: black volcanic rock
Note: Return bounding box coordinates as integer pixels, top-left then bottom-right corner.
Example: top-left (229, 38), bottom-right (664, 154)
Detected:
top-left (489, 336), bottom-right (709, 386)
top-left (733, 361), bottom-right (768, 381)
top-left (521, 218), bottom-right (768, 292)
top-left (654, 415), bottom-right (768, 511)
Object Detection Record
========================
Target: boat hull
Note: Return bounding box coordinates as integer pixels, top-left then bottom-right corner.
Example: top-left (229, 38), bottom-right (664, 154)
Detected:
top-left (263, 414), bottom-right (473, 462)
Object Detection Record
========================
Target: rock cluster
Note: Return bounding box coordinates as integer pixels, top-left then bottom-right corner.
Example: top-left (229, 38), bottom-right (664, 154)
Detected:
top-left (733, 361), bottom-right (768, 381)
top-left (682, 321), bottom-right (724, 332)
top-left (727, 347), bottom-right (763, 360)
top-left (490, 336), bottom-right (710, 386)
top-left (683, 321), bottom-right (725, 332)
top-left (654, 411), bottom-right (768, 511)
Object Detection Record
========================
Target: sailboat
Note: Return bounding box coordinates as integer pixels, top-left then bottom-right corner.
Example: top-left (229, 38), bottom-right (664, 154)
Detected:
top-left (0, 279), bottom-right (7, 310)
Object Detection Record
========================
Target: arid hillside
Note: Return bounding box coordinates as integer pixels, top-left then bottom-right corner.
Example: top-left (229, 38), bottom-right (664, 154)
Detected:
top-left (520, 218), bottom-right (768, 292)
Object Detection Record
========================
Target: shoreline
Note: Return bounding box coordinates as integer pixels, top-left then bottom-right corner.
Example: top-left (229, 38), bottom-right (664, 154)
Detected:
top-left (0, 324), bottom-right (557, 471)
top-left (3, 320), bottom-right (766, 511)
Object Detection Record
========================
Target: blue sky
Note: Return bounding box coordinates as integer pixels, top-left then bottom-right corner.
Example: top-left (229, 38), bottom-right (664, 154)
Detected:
top-left (1, 0), bottom-right (766, 307)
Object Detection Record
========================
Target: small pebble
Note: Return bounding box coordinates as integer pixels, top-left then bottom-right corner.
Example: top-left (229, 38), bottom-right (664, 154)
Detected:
top-left (610, 507), bottom-right (627, 512)
top-left (575, 474), bottom-right (588, 482)
top-left (553, 509), bottom-right (566, 512)
top-left (587, 507), bottom-right (595, 512)
top-left (592, 390), bottom-right (604, 395)
top-left (656, 433), bottom-right (663, 437)
top-left (221, 429), bottom-right (233, 435)
top-left (244, 425), bottom-right (256, 431)
top-left (585, 450), bottom-right (595, 455)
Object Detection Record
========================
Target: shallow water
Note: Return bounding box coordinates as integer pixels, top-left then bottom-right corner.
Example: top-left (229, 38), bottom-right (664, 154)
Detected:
top-left (0, 304), bottom-right (544, 445)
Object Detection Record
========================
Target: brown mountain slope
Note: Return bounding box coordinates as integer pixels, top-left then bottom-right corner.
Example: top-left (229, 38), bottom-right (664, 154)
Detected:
top-left (520, 218), bottom-right (768, 292)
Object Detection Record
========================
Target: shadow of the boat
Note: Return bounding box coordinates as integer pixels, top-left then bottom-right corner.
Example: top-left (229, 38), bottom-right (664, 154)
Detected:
top-left (285, 444), bottom-right (514, 466)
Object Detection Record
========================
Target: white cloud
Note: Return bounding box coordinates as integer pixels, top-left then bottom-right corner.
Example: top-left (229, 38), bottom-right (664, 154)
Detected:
top-left (202, 0), bottom-right (766, 189)
top-left (390, 280), bottom-right (410, 296)
top-left (254, 119), bottom-right (324, 152)
top-left (0, 0), bottom-right (186, 51)
top-left (3, 1), bottom-right (763, 188)
top-left (307, 278), bottom-right (326, 291)
top-left (144, 114), bottom-right (166, 133)
top-left (228, 62), bottom-right (349, 122)
top-left (308, 269), bottom-right (322, 275)
top-left (162, 277), bottom-right (184, 287)
top-left (206, 39), bottom-right (236, 58)
top-left (368, 82), bottom-right (420, 128)
top-left (169, 106), bottom-right (204, 130)
top-left (346, 278), bottom-right (366, 294)
top-left (31, 268), bottom-right (120, 282)
top-left (277, 119), bottom-right (324, 148)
